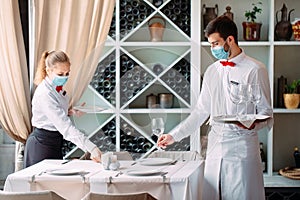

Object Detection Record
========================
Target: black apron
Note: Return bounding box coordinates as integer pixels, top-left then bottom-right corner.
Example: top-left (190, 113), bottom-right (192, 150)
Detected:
top-left (24, 128), bottom-right (63, 168)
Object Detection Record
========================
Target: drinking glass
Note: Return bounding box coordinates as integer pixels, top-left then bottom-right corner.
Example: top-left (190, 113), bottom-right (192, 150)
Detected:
top-left (238, 84), bottom-right (251, 119)
top-left (229, 83), bottom-right (241, 119)
top-left (151, 118), bottom-right (165, 137)
top-left (250, 84), bottom-right (262, 117)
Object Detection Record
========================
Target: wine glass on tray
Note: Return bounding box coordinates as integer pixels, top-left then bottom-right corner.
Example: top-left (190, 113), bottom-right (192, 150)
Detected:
top-left (229, 83), bottom-right (241, 119)
top-left (250, 84), bottom-right (262, 118)
top-left (238, 84), bottom-right (251, 120)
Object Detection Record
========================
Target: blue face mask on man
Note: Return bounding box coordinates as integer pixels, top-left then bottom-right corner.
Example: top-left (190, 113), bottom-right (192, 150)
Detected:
top-left (52, 74), bottom-right (68, 86)
top-left (210, 44), bottom-right (229, 60)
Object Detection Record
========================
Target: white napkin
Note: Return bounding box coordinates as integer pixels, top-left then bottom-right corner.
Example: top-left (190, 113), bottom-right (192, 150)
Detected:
top-left (239, 118), bottom-right (256, 128)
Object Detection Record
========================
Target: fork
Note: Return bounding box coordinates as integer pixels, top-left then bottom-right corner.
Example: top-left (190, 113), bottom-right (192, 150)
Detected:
top-left (115, 171), bottom-right (123, 177)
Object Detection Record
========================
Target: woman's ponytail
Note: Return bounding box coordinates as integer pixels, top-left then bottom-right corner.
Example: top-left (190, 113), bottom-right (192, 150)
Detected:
top-left (33, 51), bottom-right (49, 85)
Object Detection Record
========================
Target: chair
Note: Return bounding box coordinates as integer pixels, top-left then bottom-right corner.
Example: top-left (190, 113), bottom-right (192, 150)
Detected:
top-left (147, 151), bottom-right (201, 161)
top-left (0, 190), bottom-right (66, 200)
top-left (81, 192), bottom-right (157, 200)
top-left (80, 151), bottom-right (133, 161)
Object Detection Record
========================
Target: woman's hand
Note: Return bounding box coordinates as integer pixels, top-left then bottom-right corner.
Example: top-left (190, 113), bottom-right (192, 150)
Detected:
top-left (68, 102), bottom-right (86, 117)
top-left (90, 147), bottom-right (102, 163)
top-left (157, 134), bottom-right (175, 148)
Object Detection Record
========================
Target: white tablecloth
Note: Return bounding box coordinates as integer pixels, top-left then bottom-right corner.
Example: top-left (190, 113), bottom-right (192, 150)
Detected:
top-left (90, 160), bottom-right (204, 200)
top-left (4, 159), bottom-right (204, 200)
top-left (4, 160), bottom-right (102, 200)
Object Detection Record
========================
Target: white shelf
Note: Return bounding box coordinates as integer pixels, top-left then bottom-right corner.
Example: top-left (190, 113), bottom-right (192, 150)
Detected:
top-left (120, 42), bottom-right (192, 46)
top-left (273, 41), bottom-right (300, 46)
top-left (120, 108), bottom-right (192, 114)
top-left (264, 174), bottom-right (300, 187)
top-left (274, 108), bottom-right (300, 113)
top-left (201, 41), bottom-right (272, 46)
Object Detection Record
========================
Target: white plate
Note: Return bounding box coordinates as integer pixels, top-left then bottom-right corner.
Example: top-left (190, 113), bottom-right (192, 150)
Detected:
top-left (138, 158), bottom-right (174, 166)
top-left (126, 169), bottom-right (162, 176)
top-left (213, 114), bottom-right (270, 122)
top-left (73, 105), bottom-right (105, 113)
top-left (48, 169), bottom-right (84, 176)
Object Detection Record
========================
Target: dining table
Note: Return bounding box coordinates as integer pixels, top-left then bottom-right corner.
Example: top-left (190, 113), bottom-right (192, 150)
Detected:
top-left (4, 158), bottom-right (204, 200)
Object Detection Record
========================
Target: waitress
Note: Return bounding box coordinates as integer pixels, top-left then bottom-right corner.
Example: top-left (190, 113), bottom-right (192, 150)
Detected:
top-left (24, 50), bottom-right (102, 167)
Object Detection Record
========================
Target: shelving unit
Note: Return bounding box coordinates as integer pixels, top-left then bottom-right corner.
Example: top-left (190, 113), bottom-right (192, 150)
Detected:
top-left (65, 0), bottom-right (201, 160)
top-left (66, 0), bottom-right (300, 188)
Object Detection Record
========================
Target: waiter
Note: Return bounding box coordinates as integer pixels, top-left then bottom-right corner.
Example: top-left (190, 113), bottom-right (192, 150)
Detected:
top-left (157, 16), bottom-right (273, 200)
top-left (24, 50), bottom-right (102, 167)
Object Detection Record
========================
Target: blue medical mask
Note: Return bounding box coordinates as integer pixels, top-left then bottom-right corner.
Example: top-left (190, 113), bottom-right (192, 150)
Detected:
top-left (52, 74), bottom-right (68, 86)
top-left (211, 45), bottom-right (229, 60)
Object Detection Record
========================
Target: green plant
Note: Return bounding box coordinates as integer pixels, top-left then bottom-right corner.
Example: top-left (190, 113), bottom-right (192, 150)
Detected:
top-left (285, 79), bottom-right (300, 93)
top-left (245, 2), bottom-right (262, 23)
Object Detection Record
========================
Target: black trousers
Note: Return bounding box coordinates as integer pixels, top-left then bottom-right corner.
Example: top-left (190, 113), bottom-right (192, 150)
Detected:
top-left (23, 128), bottom-right (63, 168)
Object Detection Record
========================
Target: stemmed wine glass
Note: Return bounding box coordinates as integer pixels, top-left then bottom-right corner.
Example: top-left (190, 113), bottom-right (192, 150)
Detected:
top-left (151, 118), bottom-right (165, 138)
top-left (250, 84), bottom-right (262, 117)
top-left (238, 84), bottom-right (251, 119)
top-left (151, 118), bottom-right (165, 151)
top-left (229, 83), bottom-right (241, 119)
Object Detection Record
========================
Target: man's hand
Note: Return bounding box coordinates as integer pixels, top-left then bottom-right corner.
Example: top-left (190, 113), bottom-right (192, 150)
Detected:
top-left (157, 134), bottom-right (175, 148)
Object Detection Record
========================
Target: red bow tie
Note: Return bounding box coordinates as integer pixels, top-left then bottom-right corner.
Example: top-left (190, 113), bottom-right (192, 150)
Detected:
top-left (56, 86), bottom-right (63, 92)
top-left (220, 61), bottom-right (236, 67)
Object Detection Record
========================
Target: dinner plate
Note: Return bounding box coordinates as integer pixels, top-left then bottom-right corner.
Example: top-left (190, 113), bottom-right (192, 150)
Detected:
top-left (213, 114), bottom-right (270, 122)
top-left (48, 169), bottom-right (84, 176)
top-left (73, 105), bottom-right (105, 113)
top-left (138, 158), bottom-right (174, 166)
top-left (126, 169), bottom-right (162, 176)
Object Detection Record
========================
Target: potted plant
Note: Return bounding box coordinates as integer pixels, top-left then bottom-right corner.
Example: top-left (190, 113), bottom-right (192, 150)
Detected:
top-left (283, 79), bottom-right (300, 109)
top-left (242, 2), bottom-right (263, 41)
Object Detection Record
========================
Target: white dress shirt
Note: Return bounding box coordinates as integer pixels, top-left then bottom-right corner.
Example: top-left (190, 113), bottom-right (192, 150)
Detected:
top-left (31, 77), bottom-right (96, 153)
top-left (170, 50), bottom-right (273, 141)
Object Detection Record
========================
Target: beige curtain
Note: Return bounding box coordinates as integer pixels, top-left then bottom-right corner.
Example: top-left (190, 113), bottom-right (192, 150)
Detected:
top-left (32, 0), bottom-right (115, 106)
top-left (0, 0), bottom-right (32, 143)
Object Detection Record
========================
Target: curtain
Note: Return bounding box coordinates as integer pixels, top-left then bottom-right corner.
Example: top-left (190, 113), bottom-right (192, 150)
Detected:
top-left (31, 0), bottom-right (115, 106)
top-left (0, 0), bottom-right (32, 144)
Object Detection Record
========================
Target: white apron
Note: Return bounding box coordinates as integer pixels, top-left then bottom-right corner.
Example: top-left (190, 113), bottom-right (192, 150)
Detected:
top-left (202, 125), bottom-right (265, 200)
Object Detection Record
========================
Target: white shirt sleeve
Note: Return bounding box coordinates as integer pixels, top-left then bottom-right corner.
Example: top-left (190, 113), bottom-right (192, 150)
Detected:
top-left (32, 82), bottom-right (96, 153)
top-left (170, 76), bottom-right (211, 141)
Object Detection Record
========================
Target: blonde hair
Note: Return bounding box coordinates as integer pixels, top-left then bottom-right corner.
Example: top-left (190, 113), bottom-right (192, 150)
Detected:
top-left (34, 50), bottom-right (71, 85)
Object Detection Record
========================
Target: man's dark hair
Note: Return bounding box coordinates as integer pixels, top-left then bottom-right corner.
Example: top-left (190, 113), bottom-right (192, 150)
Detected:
top-left (204, 15), bottom-right (238, 45)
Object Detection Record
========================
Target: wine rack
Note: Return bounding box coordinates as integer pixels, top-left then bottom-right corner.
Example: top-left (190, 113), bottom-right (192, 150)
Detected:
top-left (90, 51), bottom-right (117, 106)
top-left (161, 0), bottom-right (191, 36)
top-left (66, 0), bottom-right (201, 161)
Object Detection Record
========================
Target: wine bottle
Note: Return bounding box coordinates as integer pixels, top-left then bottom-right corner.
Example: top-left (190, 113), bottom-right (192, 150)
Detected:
top-left (259, 142), bottom-right (267, 172)
top-left (294, 147), bottom-right (300, 168)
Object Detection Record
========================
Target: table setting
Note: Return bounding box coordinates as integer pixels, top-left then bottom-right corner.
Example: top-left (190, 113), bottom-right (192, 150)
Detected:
top-left (4, 155), bottom-right (203, 200)
top-left (90, 156), bottom-right (203, 200)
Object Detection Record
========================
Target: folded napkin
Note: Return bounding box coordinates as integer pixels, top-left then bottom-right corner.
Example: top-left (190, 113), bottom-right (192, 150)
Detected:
top-left (239, 117), bottom-right (256, 128)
